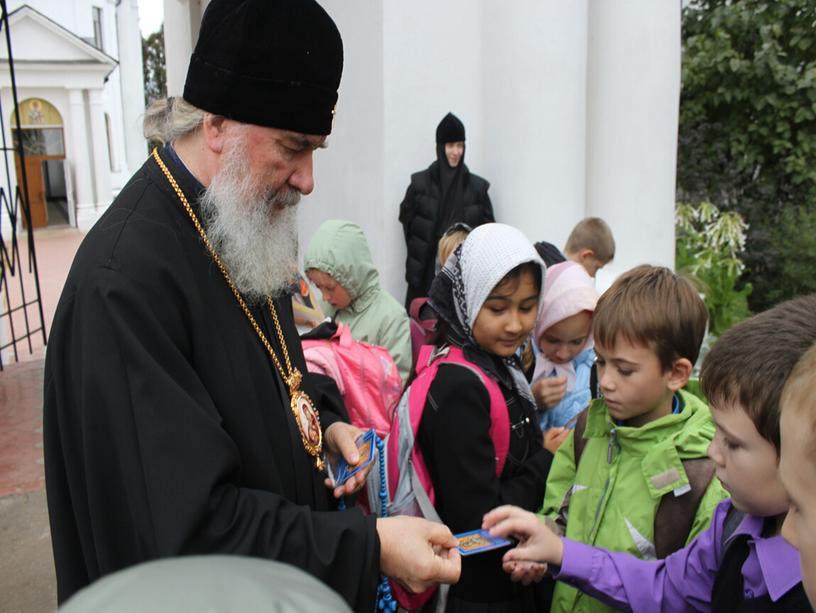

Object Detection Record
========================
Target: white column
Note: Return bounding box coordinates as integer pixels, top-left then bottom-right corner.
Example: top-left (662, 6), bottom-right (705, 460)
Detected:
top-left (116, 0), bottom-right (147, 174)
top-left (68, 89), bottom-right (96, 231)
top-left (88, 88), bottom-right (113, 218)
top-left (481, 0), bottom-right (589, 246)
top-left (315, 0), bottom-right (592, 302)
top-left (164, 0), bottom-right (205, 96)
top-left (585, 1), bottom-right (681, 285)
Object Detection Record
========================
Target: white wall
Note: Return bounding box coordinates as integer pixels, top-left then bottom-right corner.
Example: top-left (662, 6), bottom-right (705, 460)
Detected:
top-left (7, 0), bottom-right (94, 39)
top-left (164, 0), bottom-right (205, 96)
top-left (480, 1), bottom-right (589, 248)
top-left (313, 0), bottom-right (606, 302)
top-left (163, 0), bottom-right (682, 300)
top-left (379, 2), bottom-right (484, 296)
top-left (586, 0), bottom-right (682, 291)
top-left (116, 0), bottom-right (149, 176)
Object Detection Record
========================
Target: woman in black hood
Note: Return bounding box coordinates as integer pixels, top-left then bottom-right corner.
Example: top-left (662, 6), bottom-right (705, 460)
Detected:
top-left (399, 112), bottom-right (495, 309)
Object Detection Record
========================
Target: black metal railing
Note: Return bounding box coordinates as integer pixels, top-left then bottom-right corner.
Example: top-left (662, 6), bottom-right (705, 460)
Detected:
top-left (0, 0), bottom-right (47, 369)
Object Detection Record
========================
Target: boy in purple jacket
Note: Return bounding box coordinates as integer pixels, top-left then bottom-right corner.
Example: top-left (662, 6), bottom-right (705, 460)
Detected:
top-left (483, 295), bottom-right (816, 612)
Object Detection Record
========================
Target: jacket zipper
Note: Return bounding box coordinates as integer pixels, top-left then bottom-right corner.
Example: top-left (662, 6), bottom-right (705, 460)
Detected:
top-left (588, 428), bottom-right (617, 540)
top-left (572, 428), bottom-right (617, 610)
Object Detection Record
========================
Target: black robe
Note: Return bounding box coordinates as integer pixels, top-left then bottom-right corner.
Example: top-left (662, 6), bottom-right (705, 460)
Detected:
top-left (43, 148), bottom-right (380, 611)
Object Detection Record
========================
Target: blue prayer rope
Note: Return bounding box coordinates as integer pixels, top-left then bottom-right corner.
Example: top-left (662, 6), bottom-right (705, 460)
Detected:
top-left (336, 435), bottom-right (396, 612)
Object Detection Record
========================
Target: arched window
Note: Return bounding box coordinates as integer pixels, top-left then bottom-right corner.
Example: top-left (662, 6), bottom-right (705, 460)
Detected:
top-left (11, 98), bottom-right (65, 156)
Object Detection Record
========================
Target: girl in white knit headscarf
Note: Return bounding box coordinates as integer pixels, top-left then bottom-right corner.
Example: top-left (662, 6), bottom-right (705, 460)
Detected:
top-left (421, 223), bottom-right (552, 612)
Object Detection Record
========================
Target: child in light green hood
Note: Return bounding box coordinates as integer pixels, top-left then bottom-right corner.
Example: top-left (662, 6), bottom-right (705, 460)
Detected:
top-left (304, 220), bottom-right (412, 383)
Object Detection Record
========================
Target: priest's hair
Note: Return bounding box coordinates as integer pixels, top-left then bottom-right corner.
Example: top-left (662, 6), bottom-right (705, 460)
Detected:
top-left (198, 124), bottom-right (300, 303)
top-left (143, 97), bottom-right (205, 145)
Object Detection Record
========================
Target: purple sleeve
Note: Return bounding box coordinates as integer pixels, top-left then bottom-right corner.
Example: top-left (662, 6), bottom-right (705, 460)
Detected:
top-left (553, 501), bottom-right (730, 613)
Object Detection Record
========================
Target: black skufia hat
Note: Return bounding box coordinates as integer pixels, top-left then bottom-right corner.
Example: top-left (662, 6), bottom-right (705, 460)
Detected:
top-left (435, 112), bottom-right (466, 144)
top-left (183, 0), bottom-right (343, 135)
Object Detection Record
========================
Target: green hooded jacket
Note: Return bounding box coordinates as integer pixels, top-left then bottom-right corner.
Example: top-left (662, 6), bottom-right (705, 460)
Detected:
top-left (304, 220), bottom-right (411, 383)
top-left (540, 389), bottom-right (727, 613)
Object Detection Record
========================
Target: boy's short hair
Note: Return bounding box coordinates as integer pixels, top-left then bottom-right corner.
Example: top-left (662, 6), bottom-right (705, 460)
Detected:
top-left (593, 265), bottom-right (708, 371)
top-left (564, 217), bottom-right (615, 263)
top-left (781, 343), bottom-right (816, 462)
top-left (701, 295), bottom-right (816, 452)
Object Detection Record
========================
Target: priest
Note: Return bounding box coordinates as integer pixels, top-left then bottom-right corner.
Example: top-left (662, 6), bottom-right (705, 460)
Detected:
top-left (43, 1), bottom-right (460, 610)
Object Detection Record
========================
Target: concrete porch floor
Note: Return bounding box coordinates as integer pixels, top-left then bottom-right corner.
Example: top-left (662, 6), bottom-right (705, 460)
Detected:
top-left (1, 226), bottom-right (83, 613)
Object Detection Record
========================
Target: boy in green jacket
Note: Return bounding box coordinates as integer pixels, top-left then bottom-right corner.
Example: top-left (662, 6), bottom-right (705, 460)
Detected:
top-left (540, 265), bottom-right (727, 613)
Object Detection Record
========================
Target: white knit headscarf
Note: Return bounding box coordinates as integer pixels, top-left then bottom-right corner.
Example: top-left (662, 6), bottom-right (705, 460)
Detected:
top-left (455, 223), bottom-right (547, 331)
top-left (427, 223), bottom-right (546, 407)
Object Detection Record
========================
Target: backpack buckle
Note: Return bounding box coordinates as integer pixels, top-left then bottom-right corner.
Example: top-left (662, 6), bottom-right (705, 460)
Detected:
top-left (427, 345), bottom-right (450, 366)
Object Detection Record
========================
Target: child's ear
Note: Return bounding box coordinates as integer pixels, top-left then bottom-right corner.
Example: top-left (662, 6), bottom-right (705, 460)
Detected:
top-left (579, 248), bottom-right (595, 262)
top-left (667, 358), bottom-right (693, 391)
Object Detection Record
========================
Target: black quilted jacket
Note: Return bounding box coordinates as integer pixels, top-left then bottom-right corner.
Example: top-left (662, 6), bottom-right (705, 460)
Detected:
top-left (398, 161), bottom-right (493, 306)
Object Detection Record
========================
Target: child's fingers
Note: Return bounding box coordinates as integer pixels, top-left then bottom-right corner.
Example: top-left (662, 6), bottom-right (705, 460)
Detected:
top-left (553, 428), bottom-right (570, 444)
top-left (534, 377), bottom-right (569, 408)
top-left (541, 376), bottom-right (567, 390)
top-left (487, 514), bottom-right (539, 541)
top-left (543, 427), bottom-right (569, 454)
top-left (503, 543), bottom-right (545, 565)
top-left (502, 559), bottom-right (547, 584)
top-left (482, 505), bottom-right (528, 530)
top-left (506, 560), bottom-right (547, 584)
top-left (553, 381), bottom-right (567, 395)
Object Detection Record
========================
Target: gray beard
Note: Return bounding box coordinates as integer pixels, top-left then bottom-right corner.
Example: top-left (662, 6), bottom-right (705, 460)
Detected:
top-left (198, 143), bottom-right (301, 304)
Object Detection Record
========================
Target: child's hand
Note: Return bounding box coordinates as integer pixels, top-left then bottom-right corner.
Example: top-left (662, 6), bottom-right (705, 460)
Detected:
top-left (532, 376), bottom-right (567, 409)
top-left (543, 427), bottom-right (570, 453)
top-left (482, 505), bottom-right (565, 567)
top-left (502, 559), bottom-right (548, 585)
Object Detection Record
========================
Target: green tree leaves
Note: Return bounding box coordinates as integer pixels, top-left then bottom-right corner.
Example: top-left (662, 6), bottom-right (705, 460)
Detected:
top-left (676, 202), bottom-right (751, 337)
top-left (678, 0), bottom-right (816, 312)
top-left (142, 25), bottom-right (166, 107)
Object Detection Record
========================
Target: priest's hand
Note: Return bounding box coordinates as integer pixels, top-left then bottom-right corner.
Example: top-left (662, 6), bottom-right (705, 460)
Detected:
top-left (324, 422), bottom-right (372, 498)
top-left (377, 516), bottom-right (461, 593)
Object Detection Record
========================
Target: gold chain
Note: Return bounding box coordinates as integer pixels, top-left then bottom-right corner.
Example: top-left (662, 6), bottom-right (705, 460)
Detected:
top-left (151, 148), bottom-right (324, 470)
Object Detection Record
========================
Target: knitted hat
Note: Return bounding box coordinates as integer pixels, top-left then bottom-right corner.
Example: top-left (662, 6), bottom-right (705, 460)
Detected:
top-left (532, 261), bottom-right (599, 388)
top-left (534, 261), bottom-right (599, 345)
top-left (183, 0), bottom-right (343, 135)
top-left (457, 223), bottom-right (545, 330)
top-left (435, 112), bottom-right (466, 144)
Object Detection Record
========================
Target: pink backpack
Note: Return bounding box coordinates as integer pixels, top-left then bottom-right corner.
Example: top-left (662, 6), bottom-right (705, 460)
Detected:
top-left (301, 322), bottom-right (403, 438)
top-left (408, 298), bottom-right (437, 368)
top-left (365, 344), bottom-right (510, 610)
